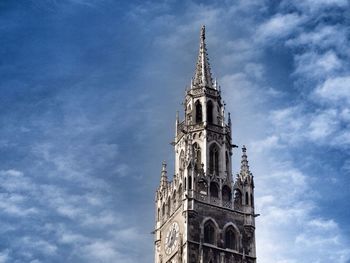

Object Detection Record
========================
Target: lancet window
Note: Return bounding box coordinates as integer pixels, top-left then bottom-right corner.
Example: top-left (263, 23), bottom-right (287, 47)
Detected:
top-left (204, 220), bottom-right (216, 244)
top-left (225, 227), bottom-right (237, 250)
top-left (195, 100), bottom-right (202, 123)
top-left (209, 144), bottom-right (219, 175)
top-left (207, 100), bottom-right (213, 123)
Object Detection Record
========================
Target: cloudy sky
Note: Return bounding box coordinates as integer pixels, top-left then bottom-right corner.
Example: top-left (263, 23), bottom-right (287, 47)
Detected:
top-left (1, 0), bottom-right (350, 262)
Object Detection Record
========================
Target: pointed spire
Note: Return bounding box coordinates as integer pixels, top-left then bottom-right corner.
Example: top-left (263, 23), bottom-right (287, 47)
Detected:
top-left (240, 145), bottom-right (251, 178)
top-left (160, 161), bottom-right (168, 187)
top-left (228, 112), bottom-right (232, 128)
top-left (193, 25), bottom-right (213, 89)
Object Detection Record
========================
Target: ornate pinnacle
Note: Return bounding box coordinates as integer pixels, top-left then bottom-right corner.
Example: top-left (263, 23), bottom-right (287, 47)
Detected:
top-left (240, 145), bottom-right (251, 178)
top-left (160, 161), bottom-right (168, 187)
top-left (193, 25), bottom-right (213, 89)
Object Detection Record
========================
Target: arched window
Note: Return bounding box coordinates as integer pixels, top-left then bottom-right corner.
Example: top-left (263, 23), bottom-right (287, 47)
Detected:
top-left (210, 182), bottom-right (219, 198)
top-left (225, 227), bottom-right (236, 250)
top-left (245, 192), bottom-right (249, 205)
top-left (193, 143), bottom-right (201, 170)
top-left (209, 144), bottom-right (219, 175)
top-left (234, 189), bottom-right (242, 207)
top-left (195, 100), bottom-right (202, 123)
top-left (157, 208), bottom-right (160, 221)
top-left (207, 100), bottom-right (213, 123)
top-left (188, 175), bottom-right (192, 190)
top-left (204, 221), bottom-right (216, 244)
top-left (222, 185), bottom-right (232, 202)
top-left (167, 198), bottom-right (171, 216)
top-left (198, 179), bottom-right (208, 195)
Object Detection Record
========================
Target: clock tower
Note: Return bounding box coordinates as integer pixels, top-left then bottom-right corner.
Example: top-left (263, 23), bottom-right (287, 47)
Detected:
top-left (154, 26), bottom-right (257, 263)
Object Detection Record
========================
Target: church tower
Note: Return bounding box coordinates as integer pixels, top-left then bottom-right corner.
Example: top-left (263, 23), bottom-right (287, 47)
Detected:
top-left (154, 26), bottom-right (257, 263)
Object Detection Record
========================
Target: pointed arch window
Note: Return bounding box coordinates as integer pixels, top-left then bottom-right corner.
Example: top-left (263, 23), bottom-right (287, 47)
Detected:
top-left (195, 100), bottom-right (203, 123)
top-left (234, 189), bottom-right (242, 208)
top-left (225, 227), bottom-right (237, 250)
top-left (207, 100), bottom-right (213, 124)
top-left (204, 221), bottom-right (216, 244)
top-left (209, 144), bottom-right (219, 175)
top-left (198, 179), bottom-right (208, 195)
top-left (210, 182), bottom-right (219, 198)
top-left (245, 192), bottom-right (249, 205)
top-left (222, 185), bottom-right (232, 202)
top-left (193, 143), bottom-right (201, 170)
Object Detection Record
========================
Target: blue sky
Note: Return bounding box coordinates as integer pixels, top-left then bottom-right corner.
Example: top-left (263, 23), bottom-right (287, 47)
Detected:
top-left (0, 0), bottom-right (350, 262)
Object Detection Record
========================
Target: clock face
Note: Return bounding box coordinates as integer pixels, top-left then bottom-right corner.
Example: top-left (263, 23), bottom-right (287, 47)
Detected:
top-left (165, 222), bottom-right (179, 255)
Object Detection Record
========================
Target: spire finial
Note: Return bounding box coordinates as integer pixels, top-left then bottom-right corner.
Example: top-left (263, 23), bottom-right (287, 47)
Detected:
top-left (201, 25), bottom-right (205, 41)
top-left (193, 25), bottom-right (213, 89)
top-left (162, 161), bottom-right (167, 172)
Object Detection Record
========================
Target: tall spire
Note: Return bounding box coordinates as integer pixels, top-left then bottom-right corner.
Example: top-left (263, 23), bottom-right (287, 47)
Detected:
top-left (193, 25), bottom-right (213, 89)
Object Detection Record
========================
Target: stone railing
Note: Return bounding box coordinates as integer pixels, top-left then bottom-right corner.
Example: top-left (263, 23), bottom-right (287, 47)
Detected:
top-left (222, 200), bottom-right (232, 209)
top-left (188, 122), bottom-right (204, 131)
top-left (207, 123), bottom-right (223, 133)
top-left (198, 193), bottom-right (208, 202)
top-left (191, 87), bottom-right (204, 96)
top-left (204, 88), bottom-right (218, 97)
top-left (196, 192), bottom-right (235, 210)
top-left (210, 196), bottom-right (220, 206)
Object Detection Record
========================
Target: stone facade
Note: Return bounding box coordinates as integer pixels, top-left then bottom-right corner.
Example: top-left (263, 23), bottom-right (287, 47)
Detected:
top-left (154, 26), bottom-right (257, 263)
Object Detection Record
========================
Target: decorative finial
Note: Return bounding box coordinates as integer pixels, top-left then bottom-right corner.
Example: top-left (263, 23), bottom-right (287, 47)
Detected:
top-left (162, 161), bottom-right (167, 171)
top-left (201, 25), bottom-right (205, 41)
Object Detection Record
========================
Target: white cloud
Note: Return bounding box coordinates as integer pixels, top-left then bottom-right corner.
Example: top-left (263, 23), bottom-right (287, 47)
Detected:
top-left (251, 135), bottom-right (281, 152)
top-left (294, 51), bottom-right (342, 79)
top-left (257, 13), bottom-right (304, 41)
top-left (0, 250), bottom-right (9, 263)
top-left (286, 25), bottom-right (347, 52)
top-left (285, 0), bottom-right (348, 13)
top-left (307, 109), bottom-right (338, 140)
top-left (314, 76), bottom-right (350, 103)
top-left (308, 219), bottom-right (338, 230)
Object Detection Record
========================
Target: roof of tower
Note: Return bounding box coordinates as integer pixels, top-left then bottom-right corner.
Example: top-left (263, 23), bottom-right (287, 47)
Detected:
top-left (193, 25), bottom-right (214, 89)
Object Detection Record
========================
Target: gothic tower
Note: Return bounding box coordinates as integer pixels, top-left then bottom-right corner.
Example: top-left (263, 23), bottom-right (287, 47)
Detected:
top-left (154, 26), bottom-right (257, 263)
